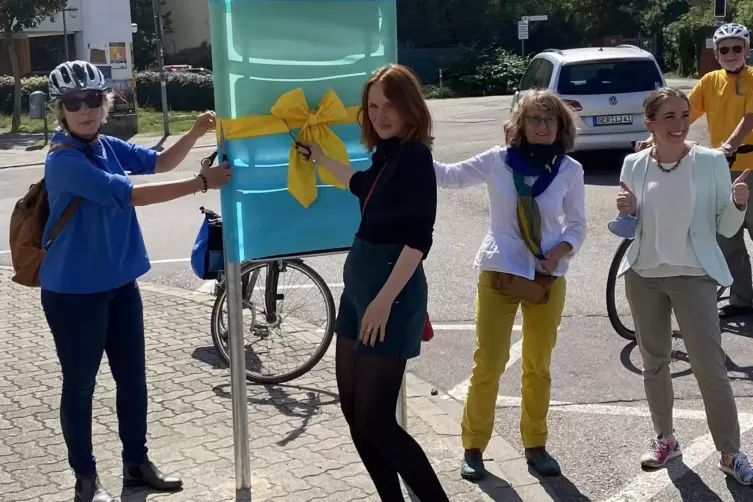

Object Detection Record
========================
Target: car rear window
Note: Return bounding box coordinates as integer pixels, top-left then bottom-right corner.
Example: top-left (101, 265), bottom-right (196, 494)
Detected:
top-left (557, 59), bottom-right (663, 95)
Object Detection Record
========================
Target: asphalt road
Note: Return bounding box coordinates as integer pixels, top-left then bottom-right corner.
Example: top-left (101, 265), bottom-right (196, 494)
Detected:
top-left (3, 89), bottom-right (753, 501)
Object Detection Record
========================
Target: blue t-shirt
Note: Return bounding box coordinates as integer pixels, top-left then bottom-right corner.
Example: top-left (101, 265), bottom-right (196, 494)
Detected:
top-left (40, 131), bottom-right (159, 294)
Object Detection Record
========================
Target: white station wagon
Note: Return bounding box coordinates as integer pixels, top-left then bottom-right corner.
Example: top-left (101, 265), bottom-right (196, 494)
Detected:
top-left (511, 45), bottom-right (667, 151)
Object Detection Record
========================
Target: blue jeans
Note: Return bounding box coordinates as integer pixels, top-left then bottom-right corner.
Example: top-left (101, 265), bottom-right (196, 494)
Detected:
top-left (41, 281), bottom-right (148, 477)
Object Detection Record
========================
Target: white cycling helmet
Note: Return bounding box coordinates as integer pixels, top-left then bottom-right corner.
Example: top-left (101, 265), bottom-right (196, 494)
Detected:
top-left (48, 60), bottom-right (108, 98)
top-left (713, 23), bottom-right (751, 46)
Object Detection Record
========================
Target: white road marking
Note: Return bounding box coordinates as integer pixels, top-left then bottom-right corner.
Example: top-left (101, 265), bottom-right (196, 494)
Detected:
top-left (603, 414), bottom-right (753, 502)
top-left (444, 324), bottom-right (563, 402)
top-left (446, 332), bottom-right (524, 402)
top-left (0, 250), bottom-right (10, 254)
top-left (150, 258), bottom-right (190, 264)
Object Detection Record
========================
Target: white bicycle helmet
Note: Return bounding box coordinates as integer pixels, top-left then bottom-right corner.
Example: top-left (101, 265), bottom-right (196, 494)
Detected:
top-left (48, 60), bottom-right (108, 98)
top-left (713, 23), bottom-right (751, 46)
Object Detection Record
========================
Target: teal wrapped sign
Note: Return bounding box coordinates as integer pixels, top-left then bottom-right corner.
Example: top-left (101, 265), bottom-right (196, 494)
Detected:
top-left (208, 0), bottom-right (397, 263)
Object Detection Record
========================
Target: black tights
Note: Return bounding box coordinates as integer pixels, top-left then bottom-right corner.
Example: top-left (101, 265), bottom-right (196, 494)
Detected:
top-left (335, 337), bottom-right (450, 501)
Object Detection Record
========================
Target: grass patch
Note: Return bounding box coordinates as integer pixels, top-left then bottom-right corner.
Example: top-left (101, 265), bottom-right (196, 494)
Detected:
top-left (0, 107), bottom-right (199, 135)
top-left (138, 107), bottom-right (199, 135)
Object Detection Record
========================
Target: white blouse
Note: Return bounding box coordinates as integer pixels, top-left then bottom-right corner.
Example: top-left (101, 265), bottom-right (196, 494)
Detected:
top-left (433, 145), bottom-right (587, 279)
top-left (633, 151), bottom-right (705, 277)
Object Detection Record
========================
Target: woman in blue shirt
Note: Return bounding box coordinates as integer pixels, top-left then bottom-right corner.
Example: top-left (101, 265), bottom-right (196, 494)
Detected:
top-left (41, 61), bottom-right (232, 502)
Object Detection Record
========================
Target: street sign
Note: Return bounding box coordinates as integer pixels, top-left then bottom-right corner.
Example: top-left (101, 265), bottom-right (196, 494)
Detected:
top-left (528, 15), bottom-right (548, 21)
top-left (518, 21), bottom-right (529, 40)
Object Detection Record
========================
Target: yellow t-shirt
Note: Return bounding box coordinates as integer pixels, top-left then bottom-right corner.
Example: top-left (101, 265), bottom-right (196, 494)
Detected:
top-left (689, 67), bottom-right (753, 171)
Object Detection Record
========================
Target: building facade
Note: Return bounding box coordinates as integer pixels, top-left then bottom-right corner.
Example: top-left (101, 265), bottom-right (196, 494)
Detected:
top-left (161, 0), bottom-right (210, 54)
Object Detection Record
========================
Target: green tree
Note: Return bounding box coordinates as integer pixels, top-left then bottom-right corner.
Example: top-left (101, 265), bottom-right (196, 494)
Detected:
top-left (130, 0), bottom-right (172, 70)
top-left (0, 0), bottom-right (67, 132)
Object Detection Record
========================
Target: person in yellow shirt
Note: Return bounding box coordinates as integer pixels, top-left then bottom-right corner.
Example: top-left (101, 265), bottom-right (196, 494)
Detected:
top-left (637, 23), bottom-right (753, 318)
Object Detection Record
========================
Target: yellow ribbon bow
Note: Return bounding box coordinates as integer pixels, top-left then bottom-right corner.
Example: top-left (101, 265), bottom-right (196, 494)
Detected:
top-left (271, 88), bottom-right (351, 208)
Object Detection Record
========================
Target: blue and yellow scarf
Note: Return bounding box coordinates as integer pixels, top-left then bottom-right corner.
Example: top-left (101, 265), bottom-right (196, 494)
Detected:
top-left (505, 143), bottom-right (565, 260)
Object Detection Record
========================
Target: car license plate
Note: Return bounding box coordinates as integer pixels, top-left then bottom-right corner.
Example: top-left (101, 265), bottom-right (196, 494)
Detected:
top-left (594, 114), bottom-right (633, 126)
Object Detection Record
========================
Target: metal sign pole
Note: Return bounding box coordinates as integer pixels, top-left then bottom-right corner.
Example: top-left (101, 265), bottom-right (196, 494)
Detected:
top-left (218, 125), bottom-right (252, 496)
top-left (396, 372), bottom-right (408, 430)
top-left (225, 262), bottom-right (252, 493)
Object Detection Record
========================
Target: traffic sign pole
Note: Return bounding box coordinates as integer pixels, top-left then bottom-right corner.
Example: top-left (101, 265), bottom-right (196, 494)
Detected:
top-left (518, 19), bottom-right (529, 56)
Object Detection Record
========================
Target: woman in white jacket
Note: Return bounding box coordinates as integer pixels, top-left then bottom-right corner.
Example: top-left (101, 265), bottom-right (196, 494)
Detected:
top-left (433, 89), bottom-right (586, 480)
top-left (614, 87), bottom-right (753, 485)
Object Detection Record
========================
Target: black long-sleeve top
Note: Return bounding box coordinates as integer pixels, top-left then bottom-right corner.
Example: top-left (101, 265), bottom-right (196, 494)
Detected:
top-left (348, 137), bottom-right (437, 258)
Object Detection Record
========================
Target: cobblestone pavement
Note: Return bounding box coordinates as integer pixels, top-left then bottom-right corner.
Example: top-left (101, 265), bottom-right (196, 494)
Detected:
top-left (0, 270), bottom-right (557, 501)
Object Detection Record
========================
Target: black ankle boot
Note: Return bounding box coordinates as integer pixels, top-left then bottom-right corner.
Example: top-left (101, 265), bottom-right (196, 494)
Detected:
top-left (74, 475), bottom-right (113, 502)
top-left (123, 460), bottom-right (183, 491)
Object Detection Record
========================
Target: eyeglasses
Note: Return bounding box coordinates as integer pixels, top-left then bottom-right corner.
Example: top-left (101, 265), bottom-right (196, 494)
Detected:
top-left (719, 46), bottom-right (745, 55)
top-left (61, 93), bottom-right (104, 112)
top-left (525, 116), bottom-right (558, 127)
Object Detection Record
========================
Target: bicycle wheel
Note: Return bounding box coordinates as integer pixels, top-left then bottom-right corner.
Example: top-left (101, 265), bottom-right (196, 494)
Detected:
top-left (606, 238), bottom-right (636, 341)
top-left (210, 259), bottom-right (336, 384)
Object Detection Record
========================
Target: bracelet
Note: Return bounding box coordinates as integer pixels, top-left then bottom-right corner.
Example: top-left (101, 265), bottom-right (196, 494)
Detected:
top-left (196, 174), bottom-right (208, 193)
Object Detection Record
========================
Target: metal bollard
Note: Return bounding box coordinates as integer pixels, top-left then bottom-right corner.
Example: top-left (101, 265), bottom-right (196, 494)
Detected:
top-left (396, 372), bottom-right (408, 430)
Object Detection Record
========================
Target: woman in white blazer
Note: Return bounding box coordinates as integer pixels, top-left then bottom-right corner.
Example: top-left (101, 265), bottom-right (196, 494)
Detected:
top-left (433, 89), bottom-right (586, 480)
top-left (614, 87), bottom-right (753, 485)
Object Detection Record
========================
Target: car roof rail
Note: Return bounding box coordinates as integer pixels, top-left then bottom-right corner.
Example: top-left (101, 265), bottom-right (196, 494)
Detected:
top-left (616, 44), bottom-right (645, 52)
top-left (542, 48), bottom-right (564, 55)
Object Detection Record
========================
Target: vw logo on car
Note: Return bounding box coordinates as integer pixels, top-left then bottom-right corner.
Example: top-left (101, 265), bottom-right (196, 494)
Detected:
top-left (609, 95), bottom-right (618, 106)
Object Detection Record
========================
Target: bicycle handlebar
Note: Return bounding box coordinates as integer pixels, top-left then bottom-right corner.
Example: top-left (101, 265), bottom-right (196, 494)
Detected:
top-left (726, 144), bottom-right (753, 167)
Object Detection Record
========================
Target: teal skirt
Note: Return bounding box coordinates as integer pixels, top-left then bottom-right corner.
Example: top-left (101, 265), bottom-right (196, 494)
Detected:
top-left (335, 237), bottom-right (427, 359)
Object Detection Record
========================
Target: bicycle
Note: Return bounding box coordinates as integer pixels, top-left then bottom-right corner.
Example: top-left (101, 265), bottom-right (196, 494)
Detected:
top-left (606, 143), bottom-right (753, 341)
top-left (208, 242), bottom-right (337, 385)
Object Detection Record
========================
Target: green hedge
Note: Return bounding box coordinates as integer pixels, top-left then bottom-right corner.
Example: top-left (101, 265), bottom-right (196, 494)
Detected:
top-left (134, 71), bottom-right (214, 111)
top-left (0, 51), bottom-right (527, 115)
top-left (441, 45), bottom-right (529, 97)
top-left (0, 76), bottom-right (48, 115)
top-left (0, 72), bottom-right (214, 115)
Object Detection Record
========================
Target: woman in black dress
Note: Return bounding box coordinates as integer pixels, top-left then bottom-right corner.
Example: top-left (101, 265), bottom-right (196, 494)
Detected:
top-left (297, 63), bottom-right (448, 501)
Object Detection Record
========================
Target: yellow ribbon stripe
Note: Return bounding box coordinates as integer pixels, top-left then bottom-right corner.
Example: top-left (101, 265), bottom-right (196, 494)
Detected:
top-left (218, 88), bottom-right (361, 208)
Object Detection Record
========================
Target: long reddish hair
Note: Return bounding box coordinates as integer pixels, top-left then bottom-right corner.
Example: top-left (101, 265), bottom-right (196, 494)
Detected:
top-left (358, 64), bottom-right (434, 151)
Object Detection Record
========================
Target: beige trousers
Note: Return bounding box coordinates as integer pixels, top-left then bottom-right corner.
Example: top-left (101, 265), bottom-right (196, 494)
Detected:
top-left (625, 270), bottom-right (740, 453)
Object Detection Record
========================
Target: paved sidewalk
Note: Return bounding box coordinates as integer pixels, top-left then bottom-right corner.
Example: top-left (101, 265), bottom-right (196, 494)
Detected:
top-left (0, 132), bottom-right (217, 169)
top-left (0, 270), bottom-right (557, 501)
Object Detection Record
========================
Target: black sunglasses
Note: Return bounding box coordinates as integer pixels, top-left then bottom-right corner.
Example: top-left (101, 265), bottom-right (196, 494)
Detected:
top-left (719, 45), bottom-right (745, 55)
top-left (61, 93), bottom-right (104, 112)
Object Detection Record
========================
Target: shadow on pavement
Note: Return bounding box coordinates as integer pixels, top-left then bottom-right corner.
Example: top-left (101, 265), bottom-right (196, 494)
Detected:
top-left (539, 470), bottom-right (591, 501)
top-left (212, 380), bottom-right (339, 447)
top-left (665, 459), bottom-right (724, 501)
top-left (619, 338), bottom-right (753, 383)
top-left (119, 486), bottom-right (167, 501)
top-left (151, 134), bottom-right (169, 152)
top-left (469, 470), bottom-right (519, 500)
top-left (0, 132), bottom-right (45, 150)
top-left (725, 476), bottom-right (753, 501)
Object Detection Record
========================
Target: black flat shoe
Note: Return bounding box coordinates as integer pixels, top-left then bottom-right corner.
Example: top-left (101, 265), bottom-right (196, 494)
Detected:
top-left (123, 460), bottom-right (183, 491)
top-left (74, 475), bottom-right (113, 502)
top-left (525, 447), bottom-right (561, 477)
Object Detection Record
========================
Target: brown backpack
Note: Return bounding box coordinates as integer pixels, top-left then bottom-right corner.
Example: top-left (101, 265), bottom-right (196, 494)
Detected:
top-left (9, 143), bottom-right (83, 287)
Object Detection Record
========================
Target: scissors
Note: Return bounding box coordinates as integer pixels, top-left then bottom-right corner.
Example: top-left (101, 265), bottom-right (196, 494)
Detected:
top-left (201, 122), bottom-right (227, 168)
top-left (282, 119), bottom-right (312, 160)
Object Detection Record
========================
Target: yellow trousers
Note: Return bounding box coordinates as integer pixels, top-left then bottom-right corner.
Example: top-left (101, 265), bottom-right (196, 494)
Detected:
top-left (461, 271), bottom-right (566, 450)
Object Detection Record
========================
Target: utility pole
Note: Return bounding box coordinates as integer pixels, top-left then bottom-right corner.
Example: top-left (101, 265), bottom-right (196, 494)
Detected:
top-left (57, 6), bottom-right (78, 61)
top-left (151, 0), bottom-right (170, 136)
